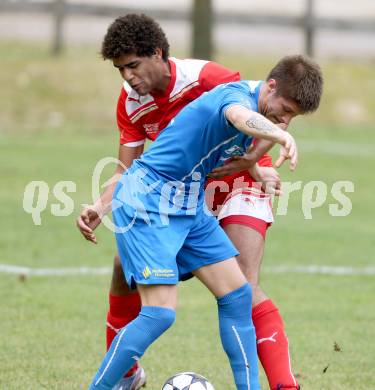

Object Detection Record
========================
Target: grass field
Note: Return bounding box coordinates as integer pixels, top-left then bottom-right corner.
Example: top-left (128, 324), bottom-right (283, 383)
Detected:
top-left (1, 41), bottom-right (374, 389)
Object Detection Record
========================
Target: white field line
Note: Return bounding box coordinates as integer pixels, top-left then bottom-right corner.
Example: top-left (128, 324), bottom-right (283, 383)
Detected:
top-left (262, 265), bottom-right (375, 275)
top-left (0, 264), bottom-right (111, 276)
top-left (0, 264), bottom-right (374, 277)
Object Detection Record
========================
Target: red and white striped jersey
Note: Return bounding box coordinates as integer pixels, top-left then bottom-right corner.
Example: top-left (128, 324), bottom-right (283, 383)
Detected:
top-left (116, 57), bottom-right (240, 146)
top-left (116, 57), bottom-right (273, 202)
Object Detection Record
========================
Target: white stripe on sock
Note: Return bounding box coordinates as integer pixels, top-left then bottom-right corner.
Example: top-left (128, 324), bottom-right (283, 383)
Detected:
top-left (232, 325), bottom-right (251, 390)
top-left (286, 337), bottom-right (298, 387)
top-left (95, 328), bottom-right (127, 386)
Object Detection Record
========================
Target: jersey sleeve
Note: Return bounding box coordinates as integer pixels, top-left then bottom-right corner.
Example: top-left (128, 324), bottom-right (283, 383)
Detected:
top-left (216, 84), bottom-right (263, 155)
top-left (117, 88), bottom-right (146, 146)
top-left (199, 61), bottom-right (241, 92)
top-left (220, 88), bottom-right (255, 115)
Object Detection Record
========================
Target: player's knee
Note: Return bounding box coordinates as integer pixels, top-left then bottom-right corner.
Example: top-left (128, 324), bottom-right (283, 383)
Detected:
top-left (151, 307), bottom-right (176, 336)
top-left (112, 256), bottom-right (123, 278)
top-left (114, 254), bottom-right (121, 266)
top-left (110, 255), bottom-right (131, 295)
top-left (140, 306), bottom-right (176, 340)
top-left (236, 259), bottom-right (260, 286)
top-left (218, 283), bottom-right (252, 315)
top-left (250, 282), bottom-right (260, 297)
top-left (115, 307), bottom-right (176, 361)
top-left (250, 284), bottom-right (268, 306)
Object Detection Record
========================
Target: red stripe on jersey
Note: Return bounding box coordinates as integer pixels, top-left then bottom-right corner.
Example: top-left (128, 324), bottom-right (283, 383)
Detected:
top-left (117, 58), bottom-right (240, 145)
top-left (130, 105), bottom-right (158, 123)
top-left (128, 101), bottom-right (157, 122)
top-left (169, 81), bottom-right (200, 103)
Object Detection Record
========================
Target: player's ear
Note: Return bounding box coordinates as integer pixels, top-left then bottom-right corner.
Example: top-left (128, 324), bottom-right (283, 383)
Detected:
top-left (154, 48), bottom-right (163, 60)
top-left (267, 78), bottom-right (277, 93)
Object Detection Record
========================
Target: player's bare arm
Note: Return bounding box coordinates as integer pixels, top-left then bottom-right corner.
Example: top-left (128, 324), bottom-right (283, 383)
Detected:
top-left (209, 126), bottom-right (285, 194)
top-left (76, 143), bottom-right (144, 243)
top-left (225, 105), bottom-right (298, 170)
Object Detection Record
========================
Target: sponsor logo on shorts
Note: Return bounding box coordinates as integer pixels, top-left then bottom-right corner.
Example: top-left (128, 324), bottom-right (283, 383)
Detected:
top-left (142, 267), bottom-right (175, 279)
top-left (142, 266), bottom-right (152, 279)
top-left (152, 268), bottom-right (175, 278)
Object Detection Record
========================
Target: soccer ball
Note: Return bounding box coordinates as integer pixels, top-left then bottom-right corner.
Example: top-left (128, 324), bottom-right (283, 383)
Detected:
top-left (161, 372), bottom-right (215, 390)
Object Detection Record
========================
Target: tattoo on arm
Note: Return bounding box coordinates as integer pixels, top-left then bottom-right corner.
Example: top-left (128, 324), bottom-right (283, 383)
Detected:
top-left (245, 115), bottom-right (276, 135)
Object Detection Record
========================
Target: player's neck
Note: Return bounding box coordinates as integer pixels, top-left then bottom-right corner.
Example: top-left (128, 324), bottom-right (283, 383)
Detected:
top-left (150, 60), bottom-right (172, 96)
top-left (258, 84), bottom-right (267, 116)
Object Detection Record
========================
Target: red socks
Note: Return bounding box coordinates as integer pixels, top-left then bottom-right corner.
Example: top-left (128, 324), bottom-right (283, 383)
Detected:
top-left (106, 292), bottom-right (141, 377)
top-left (106, 294), bottom-right (298, 386)
top-left (252, 300), bottom-right (299, 390)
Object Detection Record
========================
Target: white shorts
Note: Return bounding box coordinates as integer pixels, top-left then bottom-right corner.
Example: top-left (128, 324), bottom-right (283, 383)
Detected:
top-left (217, 188), bottom-right (274, 223)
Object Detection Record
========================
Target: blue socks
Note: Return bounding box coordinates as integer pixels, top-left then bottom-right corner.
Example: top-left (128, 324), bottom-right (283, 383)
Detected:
top-left (217, 283), bottom-right (260, 390)
top-left (89, 285), bottom-right (259, 390)
top-left (90, 306), bottom-right (175, 390)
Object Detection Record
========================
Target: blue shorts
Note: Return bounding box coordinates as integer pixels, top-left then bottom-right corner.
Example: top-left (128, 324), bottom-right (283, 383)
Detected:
top-left (112, 166), bottom-right (239, 289)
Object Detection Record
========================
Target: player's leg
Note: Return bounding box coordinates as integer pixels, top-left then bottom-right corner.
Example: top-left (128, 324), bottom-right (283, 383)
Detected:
top-left (101, 167), bottom-right (189, 389)
top-left (223, 220), bottom-right (299, 390)
top-left (106, 253), bottom-right (141, 380)
top-left (221, 221), bottom-right (267, 303)
top-left (193, 258), bottom-right (260, 390)
top-left (90, 284), bottom-right (177, 390)
top-left (178, 210), bottom-right (260, 390)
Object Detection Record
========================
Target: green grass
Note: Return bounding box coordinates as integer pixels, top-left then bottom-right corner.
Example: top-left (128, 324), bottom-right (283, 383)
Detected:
top-left (0, 41), bottom-right (374, 389)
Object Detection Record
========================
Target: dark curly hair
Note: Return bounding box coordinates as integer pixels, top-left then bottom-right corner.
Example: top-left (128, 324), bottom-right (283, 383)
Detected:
top-left (101, 14), bottom-right (170, 61)
top-left (267, 55), bottom-right (323, 113)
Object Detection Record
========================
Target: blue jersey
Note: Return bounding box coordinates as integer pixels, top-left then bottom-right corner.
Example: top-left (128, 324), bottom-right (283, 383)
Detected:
top-left (139, 80), bottom-right (262, 184)
top-left (115, 80), bottom-right (263, 216)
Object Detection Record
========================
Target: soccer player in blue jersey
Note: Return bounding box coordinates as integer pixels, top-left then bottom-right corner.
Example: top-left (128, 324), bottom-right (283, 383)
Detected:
top-left (88, 55), bottom-right (322, 390)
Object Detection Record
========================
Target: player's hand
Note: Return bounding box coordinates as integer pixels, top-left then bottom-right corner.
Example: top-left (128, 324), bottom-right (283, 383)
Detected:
top-left (207, 154), bottom-right (256, 179)
top-left (76, 206), bottom-right (102, 244)
top-left (277, 122), bottom-right (288, 131)
top-left (275, 131), bottom-right (298, 171)
top-left (250, 166), bottom-right (282, 196)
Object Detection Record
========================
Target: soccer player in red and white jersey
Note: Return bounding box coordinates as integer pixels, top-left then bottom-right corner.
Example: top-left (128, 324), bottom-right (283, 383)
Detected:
top-left (77, 14), bottom-right (304, 390)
